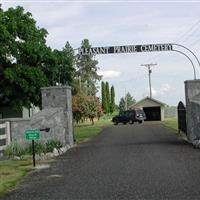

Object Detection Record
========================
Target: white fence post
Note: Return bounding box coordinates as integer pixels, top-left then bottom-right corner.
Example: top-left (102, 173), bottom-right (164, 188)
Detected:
top-left (0, 121), bottom-right (11, 152)
top-left (6, 121), bottom-right (11, 145)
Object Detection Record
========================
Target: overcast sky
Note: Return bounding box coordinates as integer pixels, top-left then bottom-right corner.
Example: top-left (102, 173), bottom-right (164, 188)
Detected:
top-left (2, 1), bottom-right (200, 105)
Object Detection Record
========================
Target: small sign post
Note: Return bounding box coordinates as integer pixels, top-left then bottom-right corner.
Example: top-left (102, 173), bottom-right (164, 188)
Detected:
top-left (25, 129), bottom-right (41, 167)
top-left (32, 139), bottom-right (35, 167)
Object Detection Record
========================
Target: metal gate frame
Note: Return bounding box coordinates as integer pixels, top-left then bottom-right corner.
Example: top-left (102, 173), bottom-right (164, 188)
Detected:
top-left (177, 101), bottom-right (187, 135)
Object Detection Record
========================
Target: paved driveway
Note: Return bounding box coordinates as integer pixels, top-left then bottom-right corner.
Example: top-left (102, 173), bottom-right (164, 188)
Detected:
top-left (3, 122), bottom-right (200, 200)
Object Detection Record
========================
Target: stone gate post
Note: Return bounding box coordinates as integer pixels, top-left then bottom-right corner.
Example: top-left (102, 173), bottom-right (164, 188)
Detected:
top-left (40, 86), bottom-right (73, 145)
top-left (185, 80), bottom-right (200, 142)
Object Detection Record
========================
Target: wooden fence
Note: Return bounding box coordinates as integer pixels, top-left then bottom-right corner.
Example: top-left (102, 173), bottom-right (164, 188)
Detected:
top-left (0, 122), bottom-right (11, 154)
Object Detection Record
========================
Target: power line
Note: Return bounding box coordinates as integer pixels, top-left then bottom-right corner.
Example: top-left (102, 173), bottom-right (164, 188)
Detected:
top-left (177, 19), bottom-right (200, 43)
top-left (184, 22), bottom-right (200, 47)
top-left (147, 19), bottom-right (200, 63)
top-left (189, 37), bottom-right (200, 47)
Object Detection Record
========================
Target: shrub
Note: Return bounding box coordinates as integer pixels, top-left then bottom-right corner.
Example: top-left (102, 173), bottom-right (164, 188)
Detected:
top-left (25, 143), bottom-right (47, 155)
top-left (46, 139), bottom-right (63, 153)
top-left (4, 141), bottom-right (25, 158)
top-left (4, 139), bottom-right (63, 158)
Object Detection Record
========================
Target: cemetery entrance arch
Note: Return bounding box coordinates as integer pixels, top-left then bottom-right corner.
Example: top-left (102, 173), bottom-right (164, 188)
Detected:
top-left (78, 43), bottom-right (200, 80)
top-left (78, 43), bottom-right (200, 142)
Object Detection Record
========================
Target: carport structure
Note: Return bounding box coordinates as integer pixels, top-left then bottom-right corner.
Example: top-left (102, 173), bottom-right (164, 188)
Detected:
top-left (129, 97), bottom-right (166, 121)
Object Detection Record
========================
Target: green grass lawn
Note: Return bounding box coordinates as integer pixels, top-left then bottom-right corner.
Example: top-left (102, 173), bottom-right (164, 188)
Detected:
top-left (162, 117), bottom-right (178, 131)
top-left (0, 159), bottom-right (32, 197)
top-left (0, 158), bottom-right (54, 197)
top-left (74, 117), bottom-right (112, 143)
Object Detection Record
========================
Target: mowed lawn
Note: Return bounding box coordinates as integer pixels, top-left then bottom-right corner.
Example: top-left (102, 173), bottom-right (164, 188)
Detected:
top-left (0, 158), bottom-right (56, 198)
top-left (74, 118), bottom-right (112, 143)
top-left (75, 117), bottom-right (179, 143)
top-left (162, 117), bottom-right (178, 131)
top-left (0, 159), bottom-right (32, 197)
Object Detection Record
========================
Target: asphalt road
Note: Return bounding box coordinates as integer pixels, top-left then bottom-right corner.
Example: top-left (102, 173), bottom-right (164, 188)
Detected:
top-left (3, 122), bottom-right (200, 200)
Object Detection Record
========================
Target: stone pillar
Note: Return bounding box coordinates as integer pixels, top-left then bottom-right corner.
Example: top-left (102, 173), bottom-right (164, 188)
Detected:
top-left (185, 80), bottom-right (200, 142)
top-left (41, 86), bottom-right (74, 145)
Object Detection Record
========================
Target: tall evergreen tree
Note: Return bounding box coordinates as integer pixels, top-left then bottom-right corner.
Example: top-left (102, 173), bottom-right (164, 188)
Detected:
top-left (76, 39), bottom-right (101, 95)
top-left (119, 97), bottom-right (125, 114)
top-left (110, 85), bottom-right (115, 113)
top-left (126, 92), bottom-right (136, 108)
top-left (50, 42), bottom-right (75, 86)
top-left (101, 81), bottom-right (106, 112)
top-left (105, 82), bottom-right (110, 113)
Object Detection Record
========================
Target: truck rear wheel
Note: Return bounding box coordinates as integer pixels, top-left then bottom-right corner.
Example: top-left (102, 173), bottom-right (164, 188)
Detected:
top-left (129, 120), bottom-right (134, 124)
top-left (114, 121), bottom-right (118, 125)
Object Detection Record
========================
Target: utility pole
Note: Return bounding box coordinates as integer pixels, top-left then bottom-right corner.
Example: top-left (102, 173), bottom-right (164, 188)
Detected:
top-left (141, 63), bottom-right (157, 98)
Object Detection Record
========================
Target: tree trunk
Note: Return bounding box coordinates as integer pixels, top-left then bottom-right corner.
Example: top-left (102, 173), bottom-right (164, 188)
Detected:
top-left (91, 118), bottom-right (94, 125)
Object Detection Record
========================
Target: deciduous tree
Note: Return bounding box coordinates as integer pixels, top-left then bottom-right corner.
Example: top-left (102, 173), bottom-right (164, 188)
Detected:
top-left (85, 96), bottom-right (102, 125)
top-left (0, 6), bottom-right (49, 109)
top-left (72, 94), bottom-right (86, 123)
top-left (72, 94), bottom-right (102, 125)
top-left (0, 7), bottom-right (75, 109)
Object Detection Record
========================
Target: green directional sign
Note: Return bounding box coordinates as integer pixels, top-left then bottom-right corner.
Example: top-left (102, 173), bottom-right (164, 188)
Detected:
top-left (25, 129), bottom-right (40, 140)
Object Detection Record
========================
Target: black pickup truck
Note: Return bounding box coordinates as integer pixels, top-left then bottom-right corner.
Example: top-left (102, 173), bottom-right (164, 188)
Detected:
top-left (112, 109), bottom-right (146, 125)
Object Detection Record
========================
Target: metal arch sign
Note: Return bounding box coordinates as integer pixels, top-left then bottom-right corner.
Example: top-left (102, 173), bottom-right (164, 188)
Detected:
top-left (77, 42), bottom-right (200, 80)
top-left (78, 43), bottom-right (173, 56)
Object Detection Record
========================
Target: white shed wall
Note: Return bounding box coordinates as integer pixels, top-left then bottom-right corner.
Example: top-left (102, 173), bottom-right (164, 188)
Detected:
top-left (161, 107), bottom-right (164, 121)
top-left (131, 98), bottom-right (165, 121)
